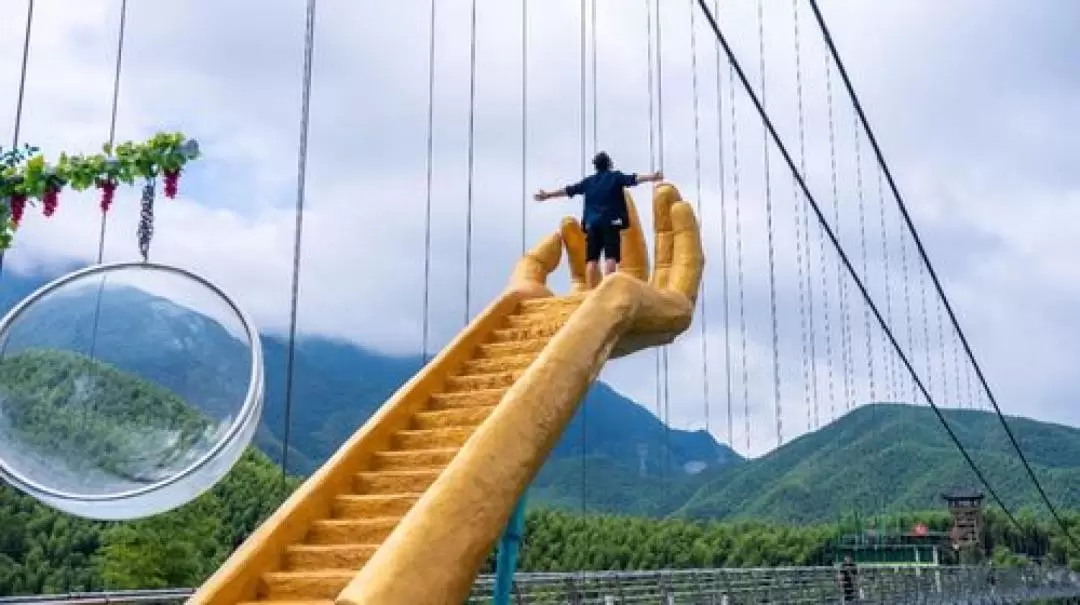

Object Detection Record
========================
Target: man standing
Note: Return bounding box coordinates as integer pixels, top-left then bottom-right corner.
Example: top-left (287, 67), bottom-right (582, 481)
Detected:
top-left (534, 151), bottom-right (662, 288)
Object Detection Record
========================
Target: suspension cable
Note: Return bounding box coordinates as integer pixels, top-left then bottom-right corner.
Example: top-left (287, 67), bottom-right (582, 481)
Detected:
top-left (806, 0), bottom-right (1076, 548)
top-left (694, 0), bottom-right (1025, 534)
top-left (0, 0), bottom-right (35, 279)
top-left (421, 0), bottom-right (436, 363)
top-left (463, 0), bottom-right (478, 325)
top-left (790, 0), bottom-right (814, 431)
top-left (713, 0), bottom-right (733, 447)
top-left (756, 0), bottom-right (782, 445)
top-left (688, 0), bottom-right (710, 434)
top-left (281, 0), bottom-right (318, 485)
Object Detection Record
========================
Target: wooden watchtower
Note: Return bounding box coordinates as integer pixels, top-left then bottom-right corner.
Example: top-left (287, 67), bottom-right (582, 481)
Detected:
top-left (943, 489), bottom-right (985, 552)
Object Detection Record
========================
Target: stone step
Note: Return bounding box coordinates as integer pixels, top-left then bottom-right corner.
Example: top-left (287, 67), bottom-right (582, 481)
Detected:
top-left (393, 427), bottom-right (474, 450)
top-left (331, 494), bottom-right (420, 519)
top-left (305, 517), bottom-right (400, 545)
top-left (461, 353), bottom-right (537, 375)
top-left (372, 448), bottom-right (458, 471)
top-left (428, 388), bottom-right (505, 410)
top-left (412, 406), bottom-right (495, 430)
top-left (518, 295), bottom-right (586, 314)
top-left (489, 323), bottom-right (562, 343)
top-left (283, 543), bottom-right (379, 571)
top-left (474, 338), bottom-right (549, 359)
top-left (444, 370), bottom-right (522, 393)
top-left (259, 570), bottom-right (357, 600)
top-left (353, 469), bottom-right (441, 495)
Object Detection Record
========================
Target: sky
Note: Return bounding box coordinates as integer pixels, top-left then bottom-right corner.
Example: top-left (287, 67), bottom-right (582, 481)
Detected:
top-left (1, 0), bottom-right (1078, 459)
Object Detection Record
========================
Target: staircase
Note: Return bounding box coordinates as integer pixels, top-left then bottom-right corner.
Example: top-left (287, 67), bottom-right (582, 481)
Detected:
top-left (241, 295), bottom-right (584, 604)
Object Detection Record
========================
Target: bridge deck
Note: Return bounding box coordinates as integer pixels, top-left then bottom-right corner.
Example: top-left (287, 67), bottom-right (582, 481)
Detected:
top-left (5, 565), bottom-right (1079, 605)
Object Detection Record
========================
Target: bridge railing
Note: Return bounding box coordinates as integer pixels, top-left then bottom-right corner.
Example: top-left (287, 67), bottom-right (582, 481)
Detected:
top-left (3, 565), bottom-right (1079, 605)
top-left (464, 565), bottom-right (1080, 604)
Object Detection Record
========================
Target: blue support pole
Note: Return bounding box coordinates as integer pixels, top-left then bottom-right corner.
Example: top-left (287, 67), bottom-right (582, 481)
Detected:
top-left (492, 495), bottom-right (527, 605)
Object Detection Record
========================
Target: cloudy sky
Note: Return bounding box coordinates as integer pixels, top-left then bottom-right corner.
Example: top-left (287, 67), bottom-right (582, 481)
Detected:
top-left (1, 0), bottom-right (1078, 459)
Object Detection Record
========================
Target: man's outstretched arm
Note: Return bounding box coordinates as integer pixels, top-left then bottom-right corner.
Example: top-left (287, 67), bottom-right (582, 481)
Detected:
top-left (630, 171), bottom-right (664, 185)
top-left (534, 187), bottom-right (570, 202)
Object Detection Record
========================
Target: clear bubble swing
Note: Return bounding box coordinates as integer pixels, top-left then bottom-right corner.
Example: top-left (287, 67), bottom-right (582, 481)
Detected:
top-left (0, 259), bottom-right (265, 521)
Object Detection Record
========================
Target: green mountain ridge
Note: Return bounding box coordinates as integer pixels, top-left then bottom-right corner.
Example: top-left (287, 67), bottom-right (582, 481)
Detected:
top-left (673, 403), bottom-right (1080, 524)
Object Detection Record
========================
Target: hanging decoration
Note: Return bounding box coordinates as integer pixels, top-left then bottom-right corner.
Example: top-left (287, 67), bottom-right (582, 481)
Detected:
top-left (0, 131), bottom-right (200, 253)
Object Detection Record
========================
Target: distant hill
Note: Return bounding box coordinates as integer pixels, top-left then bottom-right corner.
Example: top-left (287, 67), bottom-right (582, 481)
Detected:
top-left (0, 268), bottom-right (741, 504)
top-left (675, 403), bottom-right (1080, 524)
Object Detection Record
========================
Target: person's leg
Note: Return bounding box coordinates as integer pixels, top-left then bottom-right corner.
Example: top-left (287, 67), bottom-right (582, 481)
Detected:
top-left (602, 226), bottom-right (621, 276)
top-left (585, 226), bottom-right (603, 288)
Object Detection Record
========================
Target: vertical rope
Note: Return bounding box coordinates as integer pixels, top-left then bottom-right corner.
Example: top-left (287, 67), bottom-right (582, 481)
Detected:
top-left (790, 0), bottom-right (815, 431)
top-left (646, 0), bottom-right (666, 477)
top-left (0, 0), bottom-right (35, 278)
top-left (919, 263), bottom-right (933, 403)
top-left (421, 0), bottom-right (437, 363)
top-left (824, 53), bottom-right (851, 415)
top-left (876, 168), bottom-right (896, 402)
top-left (900, 205), bottom-right (916, 404)
top-left (579, 0), bottom-right (588, 517)
top-left (281, 0), bottom-right (318, 485)
top-left (520, 0), bottom-right (528, 256)
top-left (688, 0), bottom-right (710, 433)
top-left (854, 114), bottom-right (875, 403)
top-left (653, 0), bottom-right (671, 480)
top-left (728, 62), bottom-right (749, 452)
top-left (712, 0), bottom-right (733, 447)
top-left (756, 0), bottom-right (782, 445)
top-left (96, 0), bottom-right (127, 265)
top-left (463, 0), bottom-right (478, 324)
top-left (591, 0), bottom-right (598, 151)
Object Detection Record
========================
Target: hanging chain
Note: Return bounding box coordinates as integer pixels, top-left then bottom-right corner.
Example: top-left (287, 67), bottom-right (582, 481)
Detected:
top-left (728, 62), bottom-right (749, 452)
top-left (790, 0), bottom-right (814, 431)
top-left (756, 0), bottom-right (782, 446)
top-left (136, 179), bottom-right (156, 262)
top-left (854, 112), bottom-right (875, 402)
top-left (714, 0), bottom-right (734, 447)
top-left (824, 52), bottom-right (851, 414)
top-left (876, 168), bottom-right (896, 402)
top-left (689, 0), bottom-right (710, 433)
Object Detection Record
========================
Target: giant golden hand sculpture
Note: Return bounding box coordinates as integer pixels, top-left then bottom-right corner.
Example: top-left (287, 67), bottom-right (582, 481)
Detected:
top-left (338, 183), bottom-right (702, 605)
top-left (509, 181), bottom-right (704, 357)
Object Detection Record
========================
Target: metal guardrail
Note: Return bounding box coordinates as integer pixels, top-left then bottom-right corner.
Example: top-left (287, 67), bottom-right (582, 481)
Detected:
top-left (2, 565), bottom-right (1079, 604)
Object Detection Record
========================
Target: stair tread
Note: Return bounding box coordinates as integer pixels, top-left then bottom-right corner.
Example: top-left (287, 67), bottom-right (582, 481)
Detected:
top-left (334, 493), bottom-right (424, 501)
top-left (311, 516), bottom-right (400, 527)
top-left (287, 543), bottom-right (381, 552)
top-left (356, 468), bottom-right (441, 477)
top-left (263, 569), bottom-right (359, 579)
top-left (239, 601), bottom-right (332, 605)
top-left (373, 448), bottom-right (458, 459)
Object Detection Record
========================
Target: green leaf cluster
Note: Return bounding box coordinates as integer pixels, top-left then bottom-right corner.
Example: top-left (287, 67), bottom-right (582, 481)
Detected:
top-left (0, 132), bottom-right (201, 252)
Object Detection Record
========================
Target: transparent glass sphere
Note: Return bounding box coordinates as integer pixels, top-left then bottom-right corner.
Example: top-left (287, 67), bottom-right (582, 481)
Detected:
top-left (0, 262), bottom-right (263, 520)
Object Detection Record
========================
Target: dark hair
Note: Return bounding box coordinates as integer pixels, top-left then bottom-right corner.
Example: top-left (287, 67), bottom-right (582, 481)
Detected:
top-left (592, 151), bottom-right (612, 172)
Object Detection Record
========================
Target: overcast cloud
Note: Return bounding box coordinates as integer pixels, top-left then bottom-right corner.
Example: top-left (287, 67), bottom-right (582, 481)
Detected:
top-left (1, 0), bottom-right (1078, 458)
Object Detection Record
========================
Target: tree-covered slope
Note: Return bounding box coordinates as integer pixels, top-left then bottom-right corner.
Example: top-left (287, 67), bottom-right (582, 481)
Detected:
top-left (677, 403), bottom-right (1080, 523)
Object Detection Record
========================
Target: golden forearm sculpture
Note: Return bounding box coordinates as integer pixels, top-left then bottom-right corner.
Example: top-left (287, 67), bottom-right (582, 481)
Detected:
top-left (338, 182), bottom-right (702, 605)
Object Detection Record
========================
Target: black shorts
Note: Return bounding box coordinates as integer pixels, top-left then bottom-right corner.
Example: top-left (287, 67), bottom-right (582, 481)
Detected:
top-left (585, 224), bottom-right (621, 263)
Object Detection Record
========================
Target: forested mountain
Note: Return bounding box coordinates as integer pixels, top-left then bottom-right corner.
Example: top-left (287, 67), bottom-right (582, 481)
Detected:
top-left (0, 269), bottom-right (740, 486)
top-left (674, 403), bottom-right (1080, 524)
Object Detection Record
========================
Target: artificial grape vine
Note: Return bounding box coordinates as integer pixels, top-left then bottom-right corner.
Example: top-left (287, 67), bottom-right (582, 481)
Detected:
top-left (0, 131), bottom-right (201, 252)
